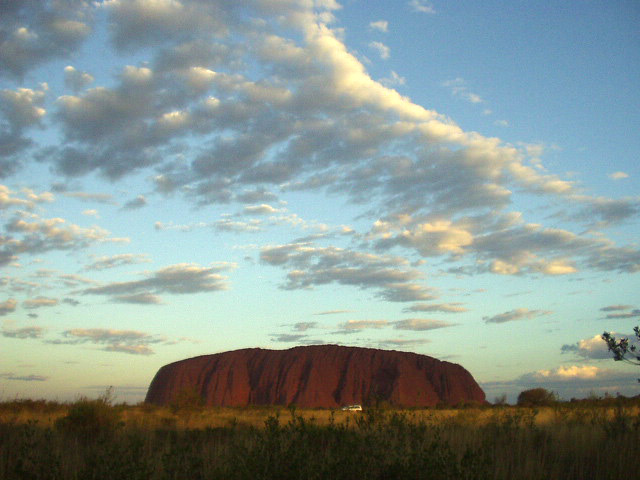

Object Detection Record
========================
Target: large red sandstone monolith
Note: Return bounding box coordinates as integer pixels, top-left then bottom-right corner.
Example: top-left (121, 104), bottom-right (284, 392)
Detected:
top-left (145, 345), bottom-right (485, 408)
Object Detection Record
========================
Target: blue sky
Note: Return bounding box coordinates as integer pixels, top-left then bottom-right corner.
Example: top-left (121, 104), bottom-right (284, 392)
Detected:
top-left (1, 0), bottom-right (639, 404)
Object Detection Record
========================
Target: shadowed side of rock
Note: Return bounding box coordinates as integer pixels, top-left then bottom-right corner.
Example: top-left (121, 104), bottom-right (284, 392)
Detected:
top-left (145, 345), bottom-right (486, 408)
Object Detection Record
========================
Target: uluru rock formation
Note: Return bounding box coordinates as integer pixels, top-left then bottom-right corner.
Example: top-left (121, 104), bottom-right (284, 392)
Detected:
top-left (145, 345), bottom-right (485, 408)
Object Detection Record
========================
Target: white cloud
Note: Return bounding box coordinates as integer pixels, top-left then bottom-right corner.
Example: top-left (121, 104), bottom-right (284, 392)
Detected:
top-left (442, 78), bottom-right (483, 104)
top-left (369, 20), bottom-right (388, 33)
top-left (261, 242), bottom-right (434, 302)
top-left (408, 1), bottom-right (436, 14)
top-left (60, 191), bottom-right (116, 204)
top-left (7, 0), bottom-right (595, 235)
top-left (377, 283), bottom-right (436, 302)
top-left (0, 186), bottom-right (31, 210)
top-left (2, 326), bottom-right (44, 339)
top-left (299, 19), bottom-right (435, 121)
top-left (0, 0), bottom-right (92, 78)
top-left (56, 328), bottom-right (164, 355)
top-left (1, 210), bottom-right (125, 266)
top-left (122, 195), bottom-right (147, 210)
top-left (404, 303), bottom-right (467, 314)
top-left (59, 273), bottom-right (96, 287)
top-left (601, 304), bottom-right (633, 312)
top-left (113, 292), bottom-right (163, 304)
top-left (182, 66), bottom-right (217, 91)
top-left (214, 218), bottom-right (263, 233)
top-left (608, 171), bottom-right (629, 180)
top-left (561, 334), bottom-right (611, 360)
top-left (85, 253), bottom-right (152, 271)
top-left (601, 306), bottom-right (640, 319)
top-left (243, 204), bottom-right (283, 216)
top-left (379, 338), bottom-right (430, 348)
top-left (369, 41), bottom-right (390, 60)
top-left (393, 318), bottom-right (456, 331)
top-left (0, 373), bottom-right (48, 381)
top-left (64, 65), bottom-right (94, 92)
top-left (105, 344), bottom-right (154, 355)
top-left (0, 86), bottom-right (47, 129)
top-left (0, 0), bottom-right (635, 342)
top-left (292, 322), bottom-right (318, 332)
top-left (531, 259), bottom-right (577, 275)
top-left (102, 0), bottom-right (230, 50)
top-left (23, 297), bottom-right (58, 310)
top-left (338, 319), bottom-right (389, 331)
top-left (314, 309), bottom-right (352, 315)
top-left (2, 0), bottom-right (621, 245)
top-left (121, 65), bottom-right (153, 85)
top-left (373, 219), bottom-right (473, 257)
top-left (0, 85), bottom-right (49, 174)
top-left (81, 262), bottom-right (235, 303)
top-left (531, 365), bottom-right (604, 381)
top-left (270, 333), bottom-right (307, 343)
top-left (0, 298), bottom-right (17, 316)
top-left (379, 71), bottom-right (406, 87)
top-left (0, 186), bottom-right (54, 210)
top-left (154, 221), bottom-right (209, 232)
top-left (236, 188), bottom-right (278, 204)
top-left (483, 308), bottom-right (552, 324)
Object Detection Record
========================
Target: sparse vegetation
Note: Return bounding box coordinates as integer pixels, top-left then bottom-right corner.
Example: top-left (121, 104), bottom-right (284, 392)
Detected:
top-left (1, 395), bottom-right (639, 479)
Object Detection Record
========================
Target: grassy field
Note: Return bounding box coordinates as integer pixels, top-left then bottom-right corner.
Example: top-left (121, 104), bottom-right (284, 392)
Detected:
top-left (1, 396), bottom-right (639, 479)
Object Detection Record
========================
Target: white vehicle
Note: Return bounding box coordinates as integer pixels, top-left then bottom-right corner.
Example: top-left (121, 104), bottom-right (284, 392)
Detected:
top-left (341, 404), bottom-right (363, 411)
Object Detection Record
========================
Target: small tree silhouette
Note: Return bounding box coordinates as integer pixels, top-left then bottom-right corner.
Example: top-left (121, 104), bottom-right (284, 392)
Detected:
top-left (602, 327), bottom-right (640, 382)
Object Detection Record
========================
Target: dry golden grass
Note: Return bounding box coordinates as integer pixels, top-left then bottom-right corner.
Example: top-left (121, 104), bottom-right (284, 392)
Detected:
top-left (114, 402), bottom-right (639, 431)
top-left (1, 398), bottom-right (639, 479)
top-left (3, 400), bottom-right (639, 430)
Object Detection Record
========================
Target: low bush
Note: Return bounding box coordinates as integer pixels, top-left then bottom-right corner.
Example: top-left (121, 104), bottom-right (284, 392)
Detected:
top-left (54, 387), bottom-right (121, 438)
top-left (517, 388), bottom-right (557, 406)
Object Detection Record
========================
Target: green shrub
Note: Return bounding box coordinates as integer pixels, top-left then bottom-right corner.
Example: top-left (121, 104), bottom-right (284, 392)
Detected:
top-left (55, 387), bottom-right (121, 438)
top-left (517, 388), bottom-right (557, 407)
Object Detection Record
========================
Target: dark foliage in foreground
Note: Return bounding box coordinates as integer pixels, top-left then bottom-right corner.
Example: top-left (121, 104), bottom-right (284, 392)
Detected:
top-left (603, 327), bottom-right (640, 367)
top-left (1, 401), bottom-right (639, 479)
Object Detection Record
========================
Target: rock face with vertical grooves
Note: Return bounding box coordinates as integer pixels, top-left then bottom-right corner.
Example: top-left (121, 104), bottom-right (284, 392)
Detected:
top-left (145, 345), bottom-right (485, 408)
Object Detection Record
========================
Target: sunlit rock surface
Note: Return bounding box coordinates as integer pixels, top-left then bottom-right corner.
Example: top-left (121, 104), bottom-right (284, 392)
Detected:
top-left (145, 345), bottom-right (485, 407)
